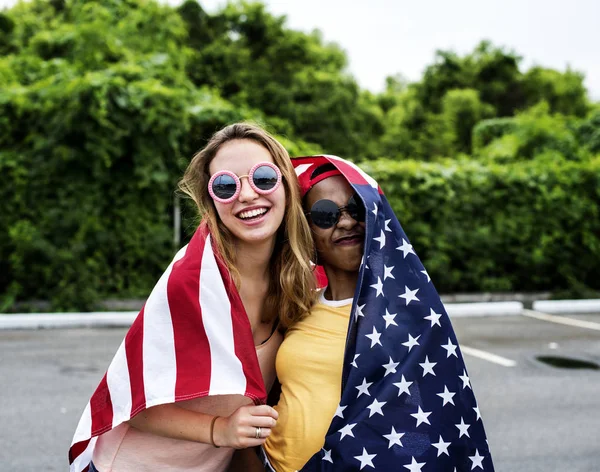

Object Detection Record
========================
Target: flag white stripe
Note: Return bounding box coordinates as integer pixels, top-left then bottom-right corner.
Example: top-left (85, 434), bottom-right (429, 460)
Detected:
top-left (107, 339), bottom-right (132, 427)
top-left (200, 236), bottom-right (247, 395)
top-left (294, 163), bottom-right (312, 177)
top-left (70, 436), bottom-right (97, 472)
top-left (326, 154), bottom-right (379, 189)
top-left (71, 401), bottom-right (92, 445)
top-left (143, 245), bottom-right (188, 406)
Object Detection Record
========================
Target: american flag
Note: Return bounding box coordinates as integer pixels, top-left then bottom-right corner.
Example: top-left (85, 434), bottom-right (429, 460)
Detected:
top-left (68, 222), bottom-right (267, 472)
top-left (293, 156), bottom-right (494, 472)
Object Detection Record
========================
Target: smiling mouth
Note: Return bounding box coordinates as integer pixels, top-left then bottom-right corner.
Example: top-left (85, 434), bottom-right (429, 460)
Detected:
top-left (334, 234), bottom-right (364, 245)
top-left (236, 207), bottom-right (270, 221)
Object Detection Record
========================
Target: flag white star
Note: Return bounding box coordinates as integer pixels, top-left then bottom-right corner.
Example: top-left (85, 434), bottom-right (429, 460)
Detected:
top-left (432, 435), bottom-right (451, 457)
top-left (383, 426), bottom-right (405, 448)
top-left (473, 405), bottom-right (481, 421)
top-left (403, 457), bottom-right (426, 472)
top-left (424, 308), bottom-right (442, 327)
top-left (384, 219), bottom-right (391, 232)
top-left (441, 337), bottom-right (458, 358)
top-left (393, 375), bottom-right (413, 396)
top-left (469, 449), bottom-right (485, 470)
top-left (374, 230), bottom-right (386, 249)
top-left (396, 239), bottom-right (416, 258)
top-left (420, 356), bottom-right (437, 377)
top-left (382, 356), bottom-right (399, 376)
top-left (371, 202), bottom-right (378, 217)
top-left (334, 404), bottom-right (347, 419)
top-left (355, 378), bottom-right (373, 397)
top-left (367, 398), bottom-right (387, 417)
top-left (421, 269), bottom-right (431, 282)
top-left (402, 333), bottom-right (421, 352)
top-left (437, 386), bottom-right (456, 406)
top-left (322, 448), bottom-right (333, 463)
top-left (338, 422), bottom-right (357, 440)
top-left (370, 277), bottom-right (384, 297)
top-left (354, 303), bottom-right (366, 321)
top-left (382, 309), bottom-right (398, 328)
top-left (351, 353), bottom-right (360, 368)
top-left (459, 369), bottom-right (471, 389)
top-left (456, 417), bottom-right (471, 438)
top-left (354, 448), bottom-right (376, 470)
top-left (410, 406), bottom-right (432, 427)
top-left (383, 264), bottom-right (395, 280)
top-left (399, 286), bottom-right (419, 305)
top-left (365, 326), bottom-right (382, 348)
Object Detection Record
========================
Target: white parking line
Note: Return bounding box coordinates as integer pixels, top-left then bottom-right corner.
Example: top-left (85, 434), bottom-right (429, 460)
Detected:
top-left (460, 345), bottom-right (517, 367)
top-left (522, 309), bottom-right (600, 332)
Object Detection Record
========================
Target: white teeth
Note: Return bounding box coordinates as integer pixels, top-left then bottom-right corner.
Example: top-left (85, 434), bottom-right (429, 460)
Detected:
top-left (238, 208), bottom-right (268, 219)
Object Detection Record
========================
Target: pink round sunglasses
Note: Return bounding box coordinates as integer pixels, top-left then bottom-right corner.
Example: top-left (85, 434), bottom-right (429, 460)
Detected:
top-left (208, 161), bottom-right (282, 204)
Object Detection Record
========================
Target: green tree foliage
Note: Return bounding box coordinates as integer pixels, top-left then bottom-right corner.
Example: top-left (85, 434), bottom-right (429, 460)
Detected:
top-left (1, 0), bottom-right (598, 309)
top-left (0, 0), bottom-right (255, 309)
top-left (574, 107), bottom-right (600, 154)
top-left (380, 41), bottom-right (591, 160)
top-left (522, 66), bottom-right (588, 117)
top-left (414, 41), bottom-right (524, 117)
top-left (473, 102), bottom-right (583, 162)
top-left (441, 89), bottom-right (495, 154)
top-left (362, 157), bottom-right (600, 294)
top-left (179, 0), bottom-right (384, 158)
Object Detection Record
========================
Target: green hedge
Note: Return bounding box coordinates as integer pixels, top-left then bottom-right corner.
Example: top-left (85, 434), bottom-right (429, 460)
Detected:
top-left (1, 0), bottom-right (599, 310)
top-left (361, 157), bottom-right (600, 294)
top-left (3, 149), bottom-right (599, 310)
top-left (0, 69), bottom-right (253, 311)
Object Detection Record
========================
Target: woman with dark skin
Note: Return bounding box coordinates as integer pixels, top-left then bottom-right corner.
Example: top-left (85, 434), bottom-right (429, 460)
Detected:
top-left (263, 156), bottom-right (494, 472)
top-left (264, 164), bottom-right (366, 472)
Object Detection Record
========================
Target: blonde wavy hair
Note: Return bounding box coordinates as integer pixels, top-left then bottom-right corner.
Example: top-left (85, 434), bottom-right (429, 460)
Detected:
top-left (178, 122), bottom-right (317, 329)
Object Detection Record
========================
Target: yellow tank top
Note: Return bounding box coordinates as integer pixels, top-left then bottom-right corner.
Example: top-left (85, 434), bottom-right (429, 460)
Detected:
top-left (264, 292), bottom-right (352, 472)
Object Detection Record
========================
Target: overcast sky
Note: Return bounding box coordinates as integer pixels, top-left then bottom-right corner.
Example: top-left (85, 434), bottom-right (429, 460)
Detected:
top-left (2, 0), bottom-right (599, 99)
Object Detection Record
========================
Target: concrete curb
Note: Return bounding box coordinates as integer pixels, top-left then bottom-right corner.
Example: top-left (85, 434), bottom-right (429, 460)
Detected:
top-left (0, 312), bottom-right (137, 330)
top-left (3, 299), bottom-right (598, 330)
top-left (1, 301), bottom-right (527, 330)
top-left (532, 299), bottom-right (600, 314)
top-left (445, 301), bottom-right (523, 318)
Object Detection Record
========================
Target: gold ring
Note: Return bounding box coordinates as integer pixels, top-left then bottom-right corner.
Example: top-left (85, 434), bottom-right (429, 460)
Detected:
top-left (255, 427), bottom-right (261, 439)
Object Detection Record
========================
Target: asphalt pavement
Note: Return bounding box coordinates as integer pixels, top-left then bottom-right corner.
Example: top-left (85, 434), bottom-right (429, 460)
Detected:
top-left (1, 313), bottom-right (599, 472)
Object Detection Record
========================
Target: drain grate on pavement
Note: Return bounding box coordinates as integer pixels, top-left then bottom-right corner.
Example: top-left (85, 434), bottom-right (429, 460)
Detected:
top-left (536, 355), bottom-right (599, 370)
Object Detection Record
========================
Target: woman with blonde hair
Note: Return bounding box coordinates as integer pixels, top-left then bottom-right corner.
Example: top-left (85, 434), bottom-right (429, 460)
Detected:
top-left (69, 123), bottom-right (317, 472)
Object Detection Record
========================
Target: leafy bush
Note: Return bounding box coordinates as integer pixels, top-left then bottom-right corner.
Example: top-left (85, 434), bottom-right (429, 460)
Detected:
top-left (473, 103), bottom-right (584, 162)
top-left (1, 0), bottom-right (599, 309)
top-left (361, 157), bottom-right (600, 293)
top-left (0, 0), bottom-right (255, 310)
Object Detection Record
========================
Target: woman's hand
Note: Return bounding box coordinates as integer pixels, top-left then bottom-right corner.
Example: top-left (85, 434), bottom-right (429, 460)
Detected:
top-left (214, 404), bottom-right (278, 449)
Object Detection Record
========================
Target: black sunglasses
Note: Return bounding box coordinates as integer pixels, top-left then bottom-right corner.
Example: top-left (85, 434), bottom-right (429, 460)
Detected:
top-left (307, 194), bottom-right (366, 229)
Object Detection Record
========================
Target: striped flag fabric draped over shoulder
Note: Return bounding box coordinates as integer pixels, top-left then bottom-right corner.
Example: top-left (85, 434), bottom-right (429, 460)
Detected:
top-left (292, 156), bottom-right (495, 472)
top-left (69, 222), bottom-right (267, 472)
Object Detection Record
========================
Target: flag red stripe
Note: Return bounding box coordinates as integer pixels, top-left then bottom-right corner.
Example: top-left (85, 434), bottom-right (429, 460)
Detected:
top-left (125, 309), bottom-right (146, 417)
top-left (217, 257), bottom-right (266, 403)
top-left (70, 223), bottom-right (269, 469)
top-left (90, 374), bottom-right (113, 435)
top-left (69, 439), bottom-right (90, 464)
top-left (172, 231), bottom-right (212, 399)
